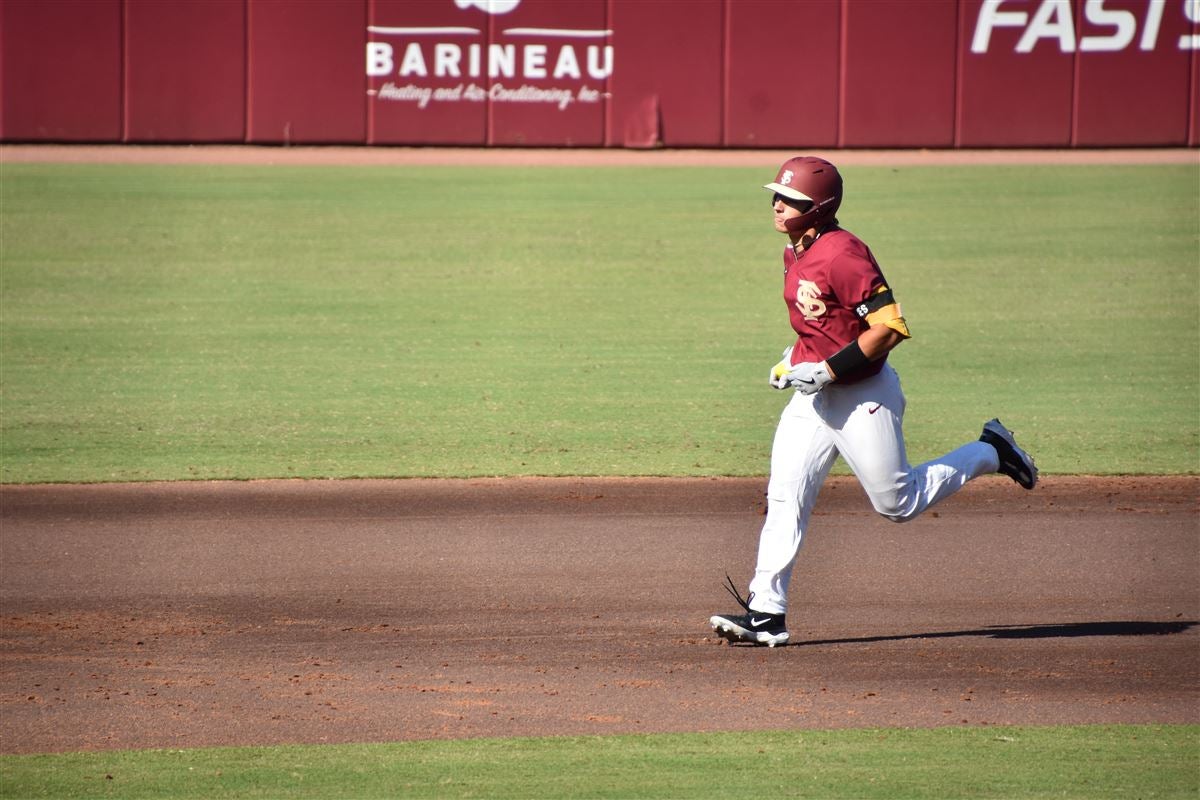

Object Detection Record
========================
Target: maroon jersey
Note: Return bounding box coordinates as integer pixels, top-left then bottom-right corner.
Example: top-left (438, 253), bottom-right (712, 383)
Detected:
top-left (783, 227), bottom-right (889, 381)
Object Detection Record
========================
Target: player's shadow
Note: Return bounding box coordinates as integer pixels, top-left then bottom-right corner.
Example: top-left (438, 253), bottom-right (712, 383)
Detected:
top-left (792, 620), bottom-right (1197, 647)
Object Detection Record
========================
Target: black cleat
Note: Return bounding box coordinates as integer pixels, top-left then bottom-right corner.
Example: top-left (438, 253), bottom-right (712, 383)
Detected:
top-left (708, 575), bottom-right (789, 647)
top-left (981, 418), bottom-right (1038, 490)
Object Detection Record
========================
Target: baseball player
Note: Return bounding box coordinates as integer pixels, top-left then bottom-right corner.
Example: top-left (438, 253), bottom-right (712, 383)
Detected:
top-left (710, 156), bottom-right (1037, 647)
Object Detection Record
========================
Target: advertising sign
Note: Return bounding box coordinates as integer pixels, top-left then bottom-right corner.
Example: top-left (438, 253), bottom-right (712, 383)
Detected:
top-left (960, 0), bottom-right (1200, 146)
top-left (366, 0), bottom-right (612, 145)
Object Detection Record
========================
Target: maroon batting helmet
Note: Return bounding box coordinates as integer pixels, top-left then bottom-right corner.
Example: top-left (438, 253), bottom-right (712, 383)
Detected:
top-left (763, 156), bottom-right (843, 234)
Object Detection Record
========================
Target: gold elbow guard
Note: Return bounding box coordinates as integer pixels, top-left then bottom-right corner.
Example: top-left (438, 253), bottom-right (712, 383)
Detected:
top-left (884, 316), bottom-right (911, 338)
top-left (865, 303), bottom-right (912, 338)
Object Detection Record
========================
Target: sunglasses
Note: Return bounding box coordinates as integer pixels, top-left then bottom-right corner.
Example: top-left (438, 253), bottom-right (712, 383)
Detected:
top-left (772, 193), bottom-right (814, 213)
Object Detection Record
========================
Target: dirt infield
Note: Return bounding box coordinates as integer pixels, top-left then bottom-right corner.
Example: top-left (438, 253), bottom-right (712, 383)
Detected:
top-left (1, 475), bottom-right (1197, 754)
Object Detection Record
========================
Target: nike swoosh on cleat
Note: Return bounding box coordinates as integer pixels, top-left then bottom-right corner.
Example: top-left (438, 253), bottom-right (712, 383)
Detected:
top-left (750, 616), bottom-right (774, 628)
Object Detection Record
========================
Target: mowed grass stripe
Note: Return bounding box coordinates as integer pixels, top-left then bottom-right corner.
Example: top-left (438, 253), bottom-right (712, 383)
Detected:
top-left (1, 725), bottom-right (1197, 799)
top-left (1, 163), bottom-right (1197, 482)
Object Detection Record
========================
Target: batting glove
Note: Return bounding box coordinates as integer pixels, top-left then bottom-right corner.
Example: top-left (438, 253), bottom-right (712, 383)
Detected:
top-left (787, 361), bottom-right (834, 395)
top-left (769, 347), bottom-right (794, 389)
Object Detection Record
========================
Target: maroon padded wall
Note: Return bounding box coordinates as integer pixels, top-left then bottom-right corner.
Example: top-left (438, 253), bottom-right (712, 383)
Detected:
top-left (0, 0), bottom-right (122, 141)
top-left (247, 0), bottom-right (366, 144)
top-left (725, 0), bottom-right (840, 149)
top-left (1192, 47), bottom-right (1200, 146)
top-left (1, 0), bottom-right (1197, 149)
top-left (123, 0), bottom-right (245, 142)
top-left (841, 0), bottom-right (958, 148)
top-left (606, 0), bottom-right (723, 147)
top-left (1070, 0), bottom-right (1195, 146)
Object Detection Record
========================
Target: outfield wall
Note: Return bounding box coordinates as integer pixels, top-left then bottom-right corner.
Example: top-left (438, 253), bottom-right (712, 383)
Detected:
top-left (2, 0), bottom-right (1198, 148)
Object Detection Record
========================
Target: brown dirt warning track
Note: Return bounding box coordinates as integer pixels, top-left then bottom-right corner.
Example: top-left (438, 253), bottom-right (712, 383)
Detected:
top-left (1, 475), bottom-right (1197, 754)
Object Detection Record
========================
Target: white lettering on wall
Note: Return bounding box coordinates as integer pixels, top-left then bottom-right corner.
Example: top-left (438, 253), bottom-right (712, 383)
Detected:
top-left (366, 43), bottom-right (394, 76)
top-left (366, 19), bottom-right (614, 112)
top-left (524, 44), bottom-right (547, 78)
top-left (435, 43), bottom-right (461, 77)
top-left (370, 81), bottom-right (604, 111)
top-left (1080, 0), bottom-right (1136, 51)
top-left (586, 45), bottom-right (612, 79)
top-left (972, 0), bottom-right (1028, 53)
top-left (1141, 0), bottom-right (1166, 49)
top-left (553, 46), bottom-right (581, 78)
top-left (367, 40), bottom-right (614, 81)
top-left (399, 42), bottom-right (428, 77)
top-left (972, 0), bottom-right (1199, 53)
top-left (1182, 0), bottom-right (1200, 48)
top-left (1016, 0), bottom-right (1074, 52)
top-left (490, 44), bottom-right (515, 78)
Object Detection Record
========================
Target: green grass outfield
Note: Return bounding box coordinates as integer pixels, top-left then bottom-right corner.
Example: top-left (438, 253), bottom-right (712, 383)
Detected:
top-left (2, 725), bottom-right (1197, 799)
top-left (1, 162), bottom-right (1197, 482)
top-left (1, 161), bottom-right (1197, 796)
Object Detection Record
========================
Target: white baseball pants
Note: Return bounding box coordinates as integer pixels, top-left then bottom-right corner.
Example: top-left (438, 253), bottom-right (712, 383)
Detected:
top-left (748, 363), bottom-right (999, 615)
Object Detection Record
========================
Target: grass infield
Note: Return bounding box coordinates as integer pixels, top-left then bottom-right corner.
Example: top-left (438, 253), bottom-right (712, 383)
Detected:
top-left (1, 162), bottom-right (1197, 482)
top-left (1, 725), bottom-right (1197, 799)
